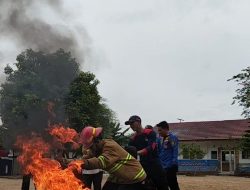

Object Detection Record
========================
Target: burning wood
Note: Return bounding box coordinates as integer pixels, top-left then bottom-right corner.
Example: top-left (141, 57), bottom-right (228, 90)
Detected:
top-left (16, 125), bottom-right (90, 190)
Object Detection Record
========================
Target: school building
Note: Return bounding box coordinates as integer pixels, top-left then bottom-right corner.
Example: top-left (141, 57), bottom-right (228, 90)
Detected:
top-left (170, 119), bottom-right (250, 175)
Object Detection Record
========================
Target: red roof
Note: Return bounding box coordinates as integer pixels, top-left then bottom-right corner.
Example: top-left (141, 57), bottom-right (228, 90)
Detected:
top-left (169, 119), bottom-right (250, 141)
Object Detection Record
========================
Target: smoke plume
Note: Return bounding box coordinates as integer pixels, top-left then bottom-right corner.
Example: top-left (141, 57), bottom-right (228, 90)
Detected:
top-left (0, 0), bottom-right (89, 63)
top-left (0, 0), bottom-right (92, 149)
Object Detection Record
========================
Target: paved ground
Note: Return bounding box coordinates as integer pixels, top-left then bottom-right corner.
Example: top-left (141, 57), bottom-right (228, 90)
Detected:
top-left (0, 175), bottom-right (250, 190)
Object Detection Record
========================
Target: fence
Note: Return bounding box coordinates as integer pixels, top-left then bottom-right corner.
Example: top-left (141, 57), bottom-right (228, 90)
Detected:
top-left (178, 159), bottom-right (219, 174)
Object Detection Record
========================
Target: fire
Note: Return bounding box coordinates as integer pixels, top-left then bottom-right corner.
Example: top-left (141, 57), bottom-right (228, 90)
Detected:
top-left (16, 127), bottom-right (90, 190)
top-left (48, 124), bottom-right (80, 149)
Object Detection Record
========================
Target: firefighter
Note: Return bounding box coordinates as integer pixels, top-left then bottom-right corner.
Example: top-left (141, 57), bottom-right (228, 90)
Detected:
top-left (125, 115), bottom-right (169, 190)
top-left (79, 126), bottom-right (147, 190)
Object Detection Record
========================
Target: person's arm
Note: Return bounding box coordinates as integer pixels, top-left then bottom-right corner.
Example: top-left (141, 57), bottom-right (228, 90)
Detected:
top-left (128, 133), bottom-right (136, 147)
top-left (171, 135), bottom-right (179, 165)
top-left (83, 143), bottom-right (119, 170)
top-left (82, 148), bottom-right (94, 159)
top-left (138, 129), bottom-right (157, 156)
top-left (156, 137), bottom-right (162, 153)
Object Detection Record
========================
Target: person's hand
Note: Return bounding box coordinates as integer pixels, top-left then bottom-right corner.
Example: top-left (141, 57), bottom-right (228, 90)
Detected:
top-left (68, 160), bottom-right (84, 173)
top-left (67, 162), bottom-right (80, 177)
top-left (137, 150), bottom-right (144, 156)
top-left (68, 162), bottom-right (78, 170)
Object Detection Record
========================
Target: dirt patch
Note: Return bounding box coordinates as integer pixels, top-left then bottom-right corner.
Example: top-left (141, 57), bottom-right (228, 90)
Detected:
top-left (178, 175), bottom-right (250, 190)
top-left (0, 175), bottom-right (250, 190)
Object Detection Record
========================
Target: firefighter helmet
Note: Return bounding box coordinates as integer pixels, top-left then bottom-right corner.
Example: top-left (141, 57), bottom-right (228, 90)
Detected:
top-left (79, 126), bottom-right (103, 149)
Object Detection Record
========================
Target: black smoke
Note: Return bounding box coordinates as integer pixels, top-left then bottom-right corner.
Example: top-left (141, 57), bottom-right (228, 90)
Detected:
top-left (0, 0), bottom-right (89, 63)
top-left (0, 0), bottom-right (91, 149)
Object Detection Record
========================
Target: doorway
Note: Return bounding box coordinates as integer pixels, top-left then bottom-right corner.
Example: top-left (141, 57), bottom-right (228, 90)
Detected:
top-left (221, 150), bottom-right (235, 173)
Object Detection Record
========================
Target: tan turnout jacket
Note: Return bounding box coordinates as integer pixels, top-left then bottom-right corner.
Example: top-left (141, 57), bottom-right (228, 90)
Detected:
top-left (84, 139), bottom-right (146, 184)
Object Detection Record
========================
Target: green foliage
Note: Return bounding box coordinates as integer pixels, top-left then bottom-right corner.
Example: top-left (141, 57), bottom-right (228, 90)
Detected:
top-left (108, 123), bottom-right (130, 146)
top-left (180, 143), bottom-right (206, 159)
top-left (0, 48), bottom-right (119, 149)
top-left (240, 130), bottom-right (250, 151)
top-left (228, 67), bottom-right (250, 117)
top-left (0, 49), bottom-right (80, 147)
top-left (229, 67), bottom-right (250, 151)
top-left (64, 72), bottom-right (117, 135)
top-left (0, 125), bottom-right (6, 145)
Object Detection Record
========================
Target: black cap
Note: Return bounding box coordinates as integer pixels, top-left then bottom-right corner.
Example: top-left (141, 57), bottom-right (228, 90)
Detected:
top-left (156, 121), bottom-right (169, 129)
top-left (125, 115), bottom-right (141, 125)
top-left (145, 125), bottom-right (153, 129)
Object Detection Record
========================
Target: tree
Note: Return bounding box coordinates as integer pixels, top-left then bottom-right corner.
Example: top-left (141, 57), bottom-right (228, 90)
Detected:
top-left (108, 122), bottom-right (130, 146)
top-left (180, 143), bottom-right (206, 159)
top-left (0, 49), bottom-right (80, 148)
top-left (64, 72), bottom-right (117, 137)
top-left (228, 67), bottom-right (250, 151)
top-left (0, 125), bottom-right (6, 145)
top-left (0, 48), bottom-right (119, 149)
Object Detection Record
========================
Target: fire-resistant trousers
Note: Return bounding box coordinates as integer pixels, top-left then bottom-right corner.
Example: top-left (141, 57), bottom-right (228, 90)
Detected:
top-left (165, 165), bottom-right (180, 190)
top-left (82, 171), bottom-right (103, 190)
top-left (142, 161), bottom-right (169, 190)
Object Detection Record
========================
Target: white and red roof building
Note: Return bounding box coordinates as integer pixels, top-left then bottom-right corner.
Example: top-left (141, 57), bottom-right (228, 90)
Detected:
top-left (168, 119), bottom-right (250, 175)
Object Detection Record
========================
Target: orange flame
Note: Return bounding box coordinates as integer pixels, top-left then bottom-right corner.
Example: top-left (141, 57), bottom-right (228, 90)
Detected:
top-left (16, 129), bottom-right (89, 190)
top-left (48, 124), bottom-right (80, 149)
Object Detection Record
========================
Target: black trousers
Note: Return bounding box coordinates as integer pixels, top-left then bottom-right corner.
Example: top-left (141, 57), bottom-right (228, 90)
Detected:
top-left (142, 161), bottom-right (169, 190)
top-left (102, 181), bottom-right (144, 190)
top-left (82, 171), bottom-right (103, 190)
top-left (165, 166), bottom-right (180, 190)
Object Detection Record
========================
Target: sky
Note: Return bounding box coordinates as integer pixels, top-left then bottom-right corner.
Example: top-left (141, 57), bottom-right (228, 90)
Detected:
top-left (1, 0), bottom-right (250, 127)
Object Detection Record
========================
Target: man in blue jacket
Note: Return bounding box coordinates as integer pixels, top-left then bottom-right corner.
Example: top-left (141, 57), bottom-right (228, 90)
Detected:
top-left (156, 121), bottom-right (180, 190)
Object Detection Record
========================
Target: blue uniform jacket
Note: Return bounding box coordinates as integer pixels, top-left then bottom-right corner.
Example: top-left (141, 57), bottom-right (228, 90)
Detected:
top-left (157, 132), bottom-right (179, 169)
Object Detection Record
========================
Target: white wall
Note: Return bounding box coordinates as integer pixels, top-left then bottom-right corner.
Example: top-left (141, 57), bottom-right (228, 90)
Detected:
top-left (239, 150), bottom-right (250, 164)
top-left (179, 140), bottom-right (239, 160)
top-left (179, 141), bottom-right (218, 159)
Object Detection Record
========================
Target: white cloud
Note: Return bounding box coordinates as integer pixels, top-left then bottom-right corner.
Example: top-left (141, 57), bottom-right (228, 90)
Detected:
top-left (73, 0), bottom-right (249, 125)
top-left (1, 0), bottom-right (249, 126)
